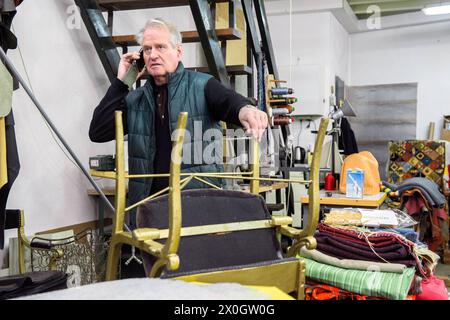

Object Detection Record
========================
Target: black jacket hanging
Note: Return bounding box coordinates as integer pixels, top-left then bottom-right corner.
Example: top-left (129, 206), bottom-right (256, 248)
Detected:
top-left (338, 117), bottom-right (359, 156)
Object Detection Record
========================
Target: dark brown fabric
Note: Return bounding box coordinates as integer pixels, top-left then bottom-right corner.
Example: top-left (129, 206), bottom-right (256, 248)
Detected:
top-left (3, 209), bottom-right (20, 230)
top-left (137, 189), bottom-right (284, 276)
top-left (0, 271), bottom-right (67, 299)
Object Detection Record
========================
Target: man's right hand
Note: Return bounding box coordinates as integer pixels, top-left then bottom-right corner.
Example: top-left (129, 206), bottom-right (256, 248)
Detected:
top-left (117, 52), bottom-right (146, 82)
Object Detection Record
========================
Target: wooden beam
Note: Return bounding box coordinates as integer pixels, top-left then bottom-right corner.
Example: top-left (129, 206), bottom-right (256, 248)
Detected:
top-left (348, 0), bottom-right (411, 5)
top-left (98, 0), bottom-right (229, 11)
top-left (185, 65), bottom-right (252, 75)
top-left (112, 28), bottom-right (241, 46)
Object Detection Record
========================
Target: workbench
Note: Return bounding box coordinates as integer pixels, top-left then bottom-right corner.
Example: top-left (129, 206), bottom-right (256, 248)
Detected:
top-left (300, 190), bottom-right (387, 225)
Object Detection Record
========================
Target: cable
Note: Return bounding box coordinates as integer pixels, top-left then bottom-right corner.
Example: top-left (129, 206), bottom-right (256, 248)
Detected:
top-left (296, 120), bottom-right (303, 146)
top-left (289, 0), bottom-right (292, 84)
top-left (11, 23), bottom-right (81, 170)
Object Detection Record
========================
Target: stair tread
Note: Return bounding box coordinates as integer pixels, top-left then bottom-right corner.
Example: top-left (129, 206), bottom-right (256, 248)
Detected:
top-left (139, 65), bottom-right (252, 78)
top-left (98, 0), bottom-right (229, 11)
top-left (113, 28), bottom-right (241, 46)
top-left (186, 65), bottom-right (252, 76)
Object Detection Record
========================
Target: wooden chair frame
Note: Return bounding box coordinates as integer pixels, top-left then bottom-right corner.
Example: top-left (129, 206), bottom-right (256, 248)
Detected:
top-left (92, 111), bottom-right (328, 299)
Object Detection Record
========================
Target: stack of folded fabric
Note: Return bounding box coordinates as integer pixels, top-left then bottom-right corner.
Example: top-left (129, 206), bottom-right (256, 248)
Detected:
top-left (299, 222), bottom-right (447, 300)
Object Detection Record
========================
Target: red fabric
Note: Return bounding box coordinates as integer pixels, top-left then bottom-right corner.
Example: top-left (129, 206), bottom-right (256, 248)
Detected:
top-left (305, 283), bottom-right (417, 300)
top-left (402, 192), bottom-right (448, 252)
top-left (404, 196), bottom-right (426, 215)
top-left (416, 276), bottom-right (449, 300)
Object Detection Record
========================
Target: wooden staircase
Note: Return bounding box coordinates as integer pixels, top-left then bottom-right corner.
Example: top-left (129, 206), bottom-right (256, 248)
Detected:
top-left (97, 0), bottom-right (229, 11)
top-left (112, 28), bottom-right (242, 46)
top-left (75, 0), bottom-right (254, 88)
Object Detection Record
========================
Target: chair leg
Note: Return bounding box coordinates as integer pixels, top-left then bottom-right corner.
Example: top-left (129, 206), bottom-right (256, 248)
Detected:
top-left (18, 237), bottom-right (26, 274)
top-left (297, 259), bottom-right (306, 300)
top-left (106, 239), bottom-right (122, 281)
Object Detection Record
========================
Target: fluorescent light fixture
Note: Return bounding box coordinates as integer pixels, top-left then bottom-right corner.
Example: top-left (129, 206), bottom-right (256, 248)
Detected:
top-left (423, 3), bottom-right (450, 15)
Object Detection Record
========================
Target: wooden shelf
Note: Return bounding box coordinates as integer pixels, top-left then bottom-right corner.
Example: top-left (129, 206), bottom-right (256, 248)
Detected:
top-left (186, 65), bottom-right (253, 76)
top-left (138, 65), bottom-right (252, 79)
top-left (113, 28), bottom-right (241, 46)
top-left (98, 0), bottom-right (229, 11)
top-left (301, 191), bottom-right (387, 207)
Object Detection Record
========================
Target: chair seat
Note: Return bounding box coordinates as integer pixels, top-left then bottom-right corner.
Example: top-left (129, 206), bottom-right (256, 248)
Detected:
top-left (137, 189), bottom-right (285, 275)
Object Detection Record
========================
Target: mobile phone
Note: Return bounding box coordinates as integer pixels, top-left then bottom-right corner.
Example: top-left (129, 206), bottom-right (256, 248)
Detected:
top-left (135, 48), bottom-right (145, 71)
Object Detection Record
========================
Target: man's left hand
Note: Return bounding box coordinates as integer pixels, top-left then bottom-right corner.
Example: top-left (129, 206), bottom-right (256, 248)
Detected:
top-left (238, 105), bottom-right (268, 142)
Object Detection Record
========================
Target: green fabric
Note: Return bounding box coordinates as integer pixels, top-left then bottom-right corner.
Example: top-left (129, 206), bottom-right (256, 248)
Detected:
top-left (301, 257), bottom-right (416, 300)
top-left (0, 61), bottom-right (12, 117)
top-left (300, 248), bottom-right (407, 273)
top-left (126, 62), bottom-right (222, 207)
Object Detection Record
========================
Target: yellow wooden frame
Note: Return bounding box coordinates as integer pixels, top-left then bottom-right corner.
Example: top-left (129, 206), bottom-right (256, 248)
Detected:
top-left (96, 111), bottom-right (328, 298)
top-left (13, 210), bottom-right (63, 273)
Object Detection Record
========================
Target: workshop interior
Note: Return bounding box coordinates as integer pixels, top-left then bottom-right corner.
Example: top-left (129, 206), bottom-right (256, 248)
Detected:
top-left (0, 0), bottom-right (450, 301)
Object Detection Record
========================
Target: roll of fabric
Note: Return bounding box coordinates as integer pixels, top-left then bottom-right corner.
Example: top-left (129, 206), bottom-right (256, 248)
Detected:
top-left (315, 223), bottom-right (426, 276)
top-left (302, 257), bottom-right (416, 300)
top-left (315, 233), bottom-right (417, 266)
top-left (300, 247), bottom-right (407, 273)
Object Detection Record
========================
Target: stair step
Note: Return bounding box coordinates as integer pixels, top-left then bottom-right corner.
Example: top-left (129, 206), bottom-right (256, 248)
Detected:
top-left (139, 65), bottom-right (252, 79)
top-left (186, 65), bottom-right (252, 76)
top-left (98, 0), bottom-right (229, 11)
top-left (113, 28), bottom-right (241, 46)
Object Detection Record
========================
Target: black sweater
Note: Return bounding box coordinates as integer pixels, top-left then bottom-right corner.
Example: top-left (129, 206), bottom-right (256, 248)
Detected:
top-left (89, 77), bottom-right (249, 142)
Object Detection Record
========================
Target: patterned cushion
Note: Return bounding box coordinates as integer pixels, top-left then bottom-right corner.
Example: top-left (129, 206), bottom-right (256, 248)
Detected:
top-left (388, 140), bottom-right (447, 192)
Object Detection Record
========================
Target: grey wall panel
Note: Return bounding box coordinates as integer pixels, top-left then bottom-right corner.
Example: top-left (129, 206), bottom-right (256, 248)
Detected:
top-left (347, 83), bottom-right (417, 180)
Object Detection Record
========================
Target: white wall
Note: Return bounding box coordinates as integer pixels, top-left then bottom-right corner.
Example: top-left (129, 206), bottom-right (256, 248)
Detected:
top-left (111, 6), bottom-right (205, 68)
top-left (1, 0), bottom-right (116, 266)
top-left (330, 12), bottom-right (350, 87)
top-left (350, 21), bottom-right (450, 139)
top-left (267, 10), bottom-right (350, 152)
top-left (0, 2), bottom-right (224, 268)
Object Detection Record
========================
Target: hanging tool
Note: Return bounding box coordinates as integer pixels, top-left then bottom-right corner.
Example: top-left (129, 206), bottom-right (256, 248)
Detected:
top-left (125, 246), bottom-right (142, 265)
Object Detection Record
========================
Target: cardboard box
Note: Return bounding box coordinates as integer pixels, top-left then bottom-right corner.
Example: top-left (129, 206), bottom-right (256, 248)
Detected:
top-left (442, 129), bottom-right (450, 142)
top-left (441, 115), bottom-right (450, 142)
top-left (346, 169), bottom-right (364, 199)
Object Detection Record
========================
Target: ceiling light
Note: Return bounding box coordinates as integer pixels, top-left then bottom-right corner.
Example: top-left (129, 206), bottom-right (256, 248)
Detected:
top-left (423, 3), bottom-right (450, 15)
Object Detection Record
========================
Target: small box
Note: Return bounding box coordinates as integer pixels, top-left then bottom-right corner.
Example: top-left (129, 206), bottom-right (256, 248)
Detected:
top-left (444, 115), bottom-right (450, 129)
top-left (346, 169), bottom-right (364, 199)
top-left (442, 115), bottom-right (450, 142)
top-left (442, 129), bottom-right (450, 142)
top-left (89, 155), bottom-right (115, 171)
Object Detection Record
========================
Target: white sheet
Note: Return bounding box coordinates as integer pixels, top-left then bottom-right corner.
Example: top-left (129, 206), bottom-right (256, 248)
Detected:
top-left (14, 278), bottom-right (271, 300)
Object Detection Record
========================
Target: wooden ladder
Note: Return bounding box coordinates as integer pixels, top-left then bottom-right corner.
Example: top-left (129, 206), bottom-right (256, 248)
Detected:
top-left (75, 0), bottom-right (251, 90)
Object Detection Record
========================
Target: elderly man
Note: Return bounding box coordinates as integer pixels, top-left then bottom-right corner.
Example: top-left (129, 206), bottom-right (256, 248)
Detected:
top-left (89, 18), bottom-right (267, 227)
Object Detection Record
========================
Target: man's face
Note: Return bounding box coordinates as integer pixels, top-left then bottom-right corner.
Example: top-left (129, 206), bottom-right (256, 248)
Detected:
top-left (142, 27), bottom-right (183, 84)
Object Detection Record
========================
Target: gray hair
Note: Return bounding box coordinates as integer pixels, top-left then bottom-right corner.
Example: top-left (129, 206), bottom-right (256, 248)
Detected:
top-left (135, 18), bottom-right (182, 47)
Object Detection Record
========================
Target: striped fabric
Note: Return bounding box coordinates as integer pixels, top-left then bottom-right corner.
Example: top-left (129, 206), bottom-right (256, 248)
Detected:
top-left (301, 257), bottom-right (416, 300)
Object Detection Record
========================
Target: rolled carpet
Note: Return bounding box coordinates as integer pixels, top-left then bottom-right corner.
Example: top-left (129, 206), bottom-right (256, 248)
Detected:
top-left (301, 257), bottom-right (416, 300)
